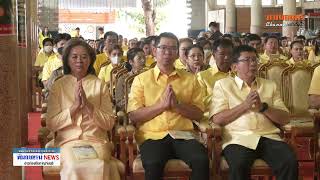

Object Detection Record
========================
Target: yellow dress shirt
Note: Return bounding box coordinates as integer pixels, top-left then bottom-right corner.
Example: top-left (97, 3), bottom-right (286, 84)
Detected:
top-left (259, 51), bottom-right (288, 64)
top-left (174, 58), bottom-right (187, 70)
top-left (145, 55), bottom-right (155, 67)
top-left (46, 74), bottom-right (115, 146)
top-left (210, 76), bottom-right (289, 150)
top-left (308, 66), bottom-right (320, 95)
top-left (308, 50), bottom-right (320, 65)
top-left (94, 53), bottom-right (109, 75)
top-left (42, 55), bottom-right (63, 81)
top-left (34, 50), bottom-right (56, 67)
top-left (285, 57), bottom-right (311, 66)
top-left (127, 66), bottom-right (205, 144)
top-left (98, 64), bottom-right (114, 83)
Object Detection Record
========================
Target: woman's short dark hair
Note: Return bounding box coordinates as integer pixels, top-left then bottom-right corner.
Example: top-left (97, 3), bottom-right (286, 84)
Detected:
top-left (185, 44), bottom-right (204, 57)
top-left (232, 45), bottom-right (258, 63)
top-left (62, 39), bottom-right (96, 75)
top-left (42, 38), bottom-right (54, 47)
top-left (290, 40), bottom-right (304, 50)
top-left (107, 44), bottom-right (123, 55)
top-left (127, 48), bottom-right (144, 62)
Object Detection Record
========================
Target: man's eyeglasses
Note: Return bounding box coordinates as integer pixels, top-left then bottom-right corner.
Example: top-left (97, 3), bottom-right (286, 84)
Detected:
top-left (238, 57), bottom-right (258, 63)
top-left (157, 45), bottom-right (178, 52)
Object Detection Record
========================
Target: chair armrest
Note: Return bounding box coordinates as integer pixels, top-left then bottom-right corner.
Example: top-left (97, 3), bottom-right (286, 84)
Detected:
top-left (125, 124), bottom-right (137, 171)
top-left (209, 123), bottom-right (223, 175)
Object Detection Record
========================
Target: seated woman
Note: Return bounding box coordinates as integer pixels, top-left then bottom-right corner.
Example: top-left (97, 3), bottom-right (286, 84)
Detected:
top-left (46, 39), bottom-right (122, 180)
top-left (286, 40), bottom-right (310, 66)
top-left (115, 48), bottom-right (146, 111)
top-left (308, 37), bottom-right (320, 65)
top-left (185, 44), bottom-right (209, 74)
top-left (98, 44), bottom-right (123, 84)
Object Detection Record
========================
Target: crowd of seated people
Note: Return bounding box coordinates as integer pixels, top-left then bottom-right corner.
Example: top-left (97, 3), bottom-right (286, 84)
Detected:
top-left (33, 22), bottom-right (320, 180)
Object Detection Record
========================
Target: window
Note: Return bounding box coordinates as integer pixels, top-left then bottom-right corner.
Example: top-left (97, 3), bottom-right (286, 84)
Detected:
top-left (217, 0), bottom-right (272, 6)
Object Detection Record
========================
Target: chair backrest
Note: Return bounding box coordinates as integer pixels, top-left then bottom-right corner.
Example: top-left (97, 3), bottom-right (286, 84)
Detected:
top-left (124, 74), bottom-right (139, 113)
top-left (258, 61), bottom-right (289, 94)
top-left (109, 64), bottom-right (125, 99)
top-left (281, 64), bottom-right (314, 115)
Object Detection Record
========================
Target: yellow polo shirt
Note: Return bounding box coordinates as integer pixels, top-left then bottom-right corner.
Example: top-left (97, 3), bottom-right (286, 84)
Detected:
top-left (174, 58), bottom-right (187, 70)
top-left (308, 66), bottom-right (320, 95)
top-left (94, 53), bottom-right (109, 75)
top-left (98, 64), bottom-right (114, 83)
top-left (42, 55), bottom-right (63, 81)
top-left (197, 64), bottom-right (230, 103)
top-left (34, 50), bottom-right (56, 67)
top-left (127, 66), bottom-right (205, 144)
top-left (259, 51), bottom-right (288, 64)
top-left (210, 76), bottom-right (289, 150)
top-left (145, 55), bottom-right (155, 67)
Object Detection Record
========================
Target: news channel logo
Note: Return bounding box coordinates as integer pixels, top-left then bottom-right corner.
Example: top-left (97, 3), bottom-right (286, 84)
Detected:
top-left (13, 148), bottom-right (60, 166)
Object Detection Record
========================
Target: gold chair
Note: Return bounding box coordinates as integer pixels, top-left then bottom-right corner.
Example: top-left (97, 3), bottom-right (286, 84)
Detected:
top-left (257, 60), bottom-right (289, 94)
top-left (280, 63), bottom-right (318, 178)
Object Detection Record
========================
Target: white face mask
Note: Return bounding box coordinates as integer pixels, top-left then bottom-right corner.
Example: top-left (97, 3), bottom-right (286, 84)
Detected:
top-left (53, 47), bottom-right (58, 53)
top-left (44, 46), bottom-right (53, 53)
top-left (111, 56), bottom-right (121, 64)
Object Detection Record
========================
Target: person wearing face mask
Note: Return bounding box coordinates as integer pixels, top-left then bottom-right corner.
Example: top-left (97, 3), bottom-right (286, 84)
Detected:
top-left (286, 40), bottom-right (310, 66)
top-left (34, 38), bottom-right (55, 67)
top-left (94, 31), bottom-right (119, 75)
top-left (98, 45), bottom-right (123, 84)
top-left (42, 33), bottom-right (71, 86)
top-left (115, 48), bottom-right (146, 111)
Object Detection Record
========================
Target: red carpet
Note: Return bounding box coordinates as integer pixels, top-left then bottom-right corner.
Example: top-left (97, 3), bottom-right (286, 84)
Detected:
top-left (26, 112), bottom-right (43, 180)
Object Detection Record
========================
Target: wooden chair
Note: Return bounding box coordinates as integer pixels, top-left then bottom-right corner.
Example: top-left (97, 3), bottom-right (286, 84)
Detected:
top-left (32, 67), bottom-right (43, 112)
top-left (119, 74), bottom-right (214, 180)
top-left (109, 64), bottom-right (125, 100)
top-left (280, 63), bottom-right (319, 178)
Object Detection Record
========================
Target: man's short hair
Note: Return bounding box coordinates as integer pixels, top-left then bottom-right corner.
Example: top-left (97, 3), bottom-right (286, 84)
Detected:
top-left (42, 38), bottom-right (54, 47)
top-left (245, 34), bottom-right (261, 44)
top-left (295, 35), bottom-right (306, 40)
top-left (154, 32), bottom-right (179, 48)
top-left (103, 31), bottom-right (118, 41)
top-left (264, 35), bottom-right (279, 44)
top-left (212, 38), bottom-right (233, 52)
top-left (209, 21), bottom-right (219, 28)
top-left (232, 45), bottom-right (258, 63)
top-left (178, 38), bottom-right (193, 46)
top-left (53, 33), bottom-right (71, 44)
top-left (75, 27), bottom-right (80, 30)
top-left (98, 27), bottom-right (104, 31)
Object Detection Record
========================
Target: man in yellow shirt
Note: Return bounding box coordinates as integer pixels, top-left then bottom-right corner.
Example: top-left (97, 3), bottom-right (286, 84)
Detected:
top-left (128, 32), bottom-right (209, 180)
top-left (259, 36), bottom-right (288, 64)
top-left (245, 34), bottom-right (263, 54)
top-left (34, 38), bottom-right (56, 67)
top-left (42, 33), bottom-right (71, 85)
top-left (309, 65), bottom-right (320, 108)
top-left (94, 31), bottom-right (118, 75)
top-left (209, 45), bottom-right (298, 180)
top-left (197, 39), bottom-right (233, 121)
top-left (174, 38), bottom-right (193, 70)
